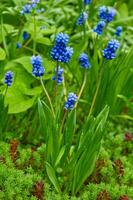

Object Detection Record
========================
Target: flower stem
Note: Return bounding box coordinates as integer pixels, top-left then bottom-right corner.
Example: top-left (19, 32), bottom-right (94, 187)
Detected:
top-left (62, 74), bottom-right (67, 101)
top-left (40, 77), bottom-right (55, 118)
top-left (33, 14), bottom-right (36, 54)
top-left (88, 60), bottom-right (105, 116)
top-left (75, 70), bottom-right (88, 108)
top-left (60, 110), bottom-right (68, 133)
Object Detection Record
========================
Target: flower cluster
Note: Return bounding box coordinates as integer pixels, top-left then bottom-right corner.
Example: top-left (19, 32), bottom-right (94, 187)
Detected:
top-left (79, 53), bottom-right (91, 69)
top-left (99, 6), bottom-right (116, 23)
top-left (52, 66), bottom-right (64, 85)
top-left (115, 26), bottom-right (123, 37)
top-left (22, 31), bottom-right (29, 41)
top-left (93, 20), bottom-right (106, 35)
top-left (77, 12), bottom-right (88, 26)
top-left (51, 33), bottom-right (73, 63)
top-left (103, 39), bottom-right (120, 60)
top-left (30, 55), bottom-right (45, 77)
top-left (84, 0), bottom-right (92, 5)
top-left (20, 0), bottom-right (40, 15)
top-left (4, 71), bottom-right (14, 87)
top-left (65, 93), bottom-right (77, 110)
top-left (16, 42), bottom-right (22, 49)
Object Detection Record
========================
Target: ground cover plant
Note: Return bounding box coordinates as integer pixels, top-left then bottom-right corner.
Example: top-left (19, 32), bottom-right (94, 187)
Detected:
top-left (0, 0), bottom-right (133, 199)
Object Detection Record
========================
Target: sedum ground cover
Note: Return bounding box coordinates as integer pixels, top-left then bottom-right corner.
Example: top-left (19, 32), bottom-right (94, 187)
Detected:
top-left (0, 0), bottom-right (133, 199)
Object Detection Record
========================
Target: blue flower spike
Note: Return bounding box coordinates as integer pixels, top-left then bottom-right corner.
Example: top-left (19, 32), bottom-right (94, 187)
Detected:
top-left (4, 71), bottom-right (14, 87)
top-left (77, 12), bottom-right (88, 26)
top-left (22, 31), bottom-right (29, 41)
top-left (115, 26), bottom-right (123, 37)
top-left (93, 20), bottom-right (106, 35)
top-left (30, 55), bottom-right (45, 77)
top-left (52, 66), bottom-right (64, 85)
top-left (65, 93), bottom-right (78, 110)
top-left (51, 33), bottom-right (73, 63)
top-left (84, 0), bottom-right (92, 5)
top-left (103, 39), bottom-right (120, 60)
top-left (98, 6), bottom-right (116, 23)
top-left (79, 53), bottom-right (91, 69)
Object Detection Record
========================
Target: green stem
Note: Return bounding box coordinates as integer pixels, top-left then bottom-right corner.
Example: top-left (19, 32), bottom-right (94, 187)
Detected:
top-left (60, 110), bottom-right (68, 134)
top-left (88, 60), bottom-right (105, 116)
top-left (33, 14), bottom-right (36, 54)
top-left (75, 70), bottom-right (87, 108)
top-left (40, 77), bottom-right (55, 117)
top-left (62, 74), bottom-right (67, 101)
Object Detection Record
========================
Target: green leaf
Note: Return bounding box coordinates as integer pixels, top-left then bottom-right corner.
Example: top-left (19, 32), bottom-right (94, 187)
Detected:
top-left (71, 106), bottom-right (109, 194)
top-left (45, 162), bottom-right (60, 193)
top-left (55, 145), bottom-right (66, 167)
top-left (0, 47), bottom-right (6, 60)
top-left (35, 37), bottom-right (52, 46)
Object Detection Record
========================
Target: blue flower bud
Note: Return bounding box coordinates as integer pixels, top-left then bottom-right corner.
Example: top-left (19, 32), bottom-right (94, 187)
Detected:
top-left (4, 71), bottom-right (14, 87)
top-left (64, 93), bottom-right (77, 110)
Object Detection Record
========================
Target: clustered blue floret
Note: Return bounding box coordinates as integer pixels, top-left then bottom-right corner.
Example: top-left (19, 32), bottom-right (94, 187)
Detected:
top-left (64, 93), bottom-right (78, 110)
top-left (115, 26), bottom-right (123, 37)
top-left (20, 4), bottom-right (33, 15)
top-left (20, 0), bottom-right (41, 15)
top-left (84, 0), bottom-right (92, 5)
top-left (4, 71), bottom-right (14, 87)
top-left (77, 12), bottom-right (88, 26)
top-left (79, 53), bottom-right (91, 69)
top-left (51, 33), bottom-right (73, 63)
top-left (103, 39), bottom-right (120, 60)
top-left (30, 55), bottom-right (45, 77)
top-left (93, 20), bottom-right (106, 35)
top-left (99, 6), bottom-right (116, 23)
top-left (52, 66), bottom-right (64, 85)
top-left (22, 31), bottom-right (29, 41)
top-left (16, 42), bottom-right (22, 49)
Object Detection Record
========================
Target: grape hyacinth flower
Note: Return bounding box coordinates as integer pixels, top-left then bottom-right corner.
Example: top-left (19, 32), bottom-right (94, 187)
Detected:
top-left (4, 71), bottom-right (14, 87)
top-left (20, 4), bottom-right (32, 15)
top-left (93, 21), bottom-right (106, 35)
top-left (16, 42), bottom-right (22, 49)
top-left (79, 53), bottom-right (91, 69)
top-left (30, 55), bottom-right (45, 77)
top-left (64, 93), bottom-right (77, 110)
top-left (84, 0), bottom-right (92, 5)
top-left (103, 39), bottom-right (120, 60)
top-left (51, 33), bottom-right (73, 63)
top-left (52, 66), bottom-right (64, 85)
top-left (115, 26), bottom-right (123, 37)
top-left (98, 6), bottom-right (116, 23)
top-left (77, 12), bottom-right (88, 26)
top-left (31, 0), bottom-right (40, 3)
top-left (55, 33), bottom-right (69, 46)
top-left (22, 31), bottom-right (29, 41)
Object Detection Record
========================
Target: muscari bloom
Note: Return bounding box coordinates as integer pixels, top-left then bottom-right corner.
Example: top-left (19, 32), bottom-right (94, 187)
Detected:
top-left (79, 53), bottom-right (91, 69)
top-left (16, 42), bottom-right (22, 49)
top-left (77, 12), bottom-right (88, 26)
top-left (93, 20), bottom-right (106, 35)
top-left (22, 31), bottom-right (29, 41)
top-left (31, 0), bottom-right (40, 3)
top-left (51, 33), bottom-right (73, 63)
top-left (64, 93), bottom-right (78, 110)
top-left (99, 6), bottom-right (116, 23)
top-left (20, 0), bottom-right (40, 15)
top-left (52, 66), bottom-right (64, 85)
top-left (30, 55), bottom-right (45, 77)
top-left (84, 0), bottom-right (92, 5)
top-left (20, 4), bottom-right (33, 15)
top-left (103, 39), bottom-right (120, 60)
top-left (4, 71), bottom-right (14, 87)
top-left (115, 26), bottom-right (123, 37)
